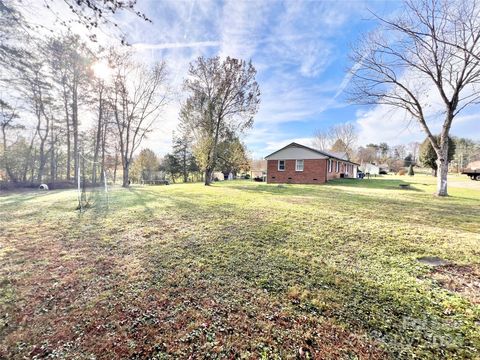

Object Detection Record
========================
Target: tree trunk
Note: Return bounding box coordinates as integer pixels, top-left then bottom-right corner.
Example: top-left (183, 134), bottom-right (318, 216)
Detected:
top-left (122, 161), bottom-right (129, 187)
top-left (183, 151), bottom-right (188, 183)
top-left (72, 82), bottom-right (79, 182)
top-left (63, 84), bottom-right (72, 181)
top-left (100, 120), bottom-right (107, 182)
top-left (113, 150), bottom-right (118, 185)
top-left (1, 125), bottom-right (17, 182)
top-left (50, 125), bottom-right (55, 187)
top-left (436, 143), bottom-right (449, 196)
top-left (22, 136), bottom-right (35, 182)
top-left (92, 103), bottom-right (103, 185)
top-left (38, 139), bottom-right (46, 183)
top-left (204, 168), bottom-right (212, 185)
top-left (30, 148), bottom-right (36, 183)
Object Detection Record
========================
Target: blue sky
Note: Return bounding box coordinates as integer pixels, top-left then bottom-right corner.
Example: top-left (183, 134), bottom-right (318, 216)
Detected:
top-left (32, 0), bottom-right (480, 158)
top-left (122, 0), bottom-right (395, 157)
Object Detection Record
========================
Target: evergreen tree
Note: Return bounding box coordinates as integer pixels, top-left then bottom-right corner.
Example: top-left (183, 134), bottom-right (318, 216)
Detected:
top-left (172, 132), bottom-right (192, 183)
top-left (404, 154), bottom-right (413, 167)
top-left (420, 136), bottom-right (455, 177)
top-left (408, 164), bottom-right (414, 176)
top-left (161, 153), bottom-right (182, 183)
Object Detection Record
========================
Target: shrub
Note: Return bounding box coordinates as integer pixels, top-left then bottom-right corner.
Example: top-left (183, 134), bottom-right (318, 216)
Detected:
top-left (398, 168), bottom-right (407, 176)
top-left (244, 174), bottom-right (250, 179)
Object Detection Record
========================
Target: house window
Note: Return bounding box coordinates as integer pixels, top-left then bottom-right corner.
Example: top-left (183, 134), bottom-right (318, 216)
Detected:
top-left (296, 160), bottom-right (304, 171)
top-left (328, 159), bottom-right (332, 172)
top-left (336, 161), bottom-right (339, 172)
top-left (278, 160), bottom-right (285, 171)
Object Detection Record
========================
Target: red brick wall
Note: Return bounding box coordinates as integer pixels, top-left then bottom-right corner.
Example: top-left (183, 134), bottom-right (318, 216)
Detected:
top-left (267, 159), bottom-right (328, 184)
top-left (327, 159), bottom-right (340, 180)
top-left (326, 159), bottom-right (355, 180)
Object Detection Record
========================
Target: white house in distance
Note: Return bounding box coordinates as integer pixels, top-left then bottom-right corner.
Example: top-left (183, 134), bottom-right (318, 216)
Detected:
top-left (360, 163), bottom-right (380, 175)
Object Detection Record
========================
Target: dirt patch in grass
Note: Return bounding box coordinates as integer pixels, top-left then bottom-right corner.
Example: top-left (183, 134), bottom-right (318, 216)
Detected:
top-left (417, 256), bottom-right (450, 267)
top-left (432, 264), bottom-right (480, 304)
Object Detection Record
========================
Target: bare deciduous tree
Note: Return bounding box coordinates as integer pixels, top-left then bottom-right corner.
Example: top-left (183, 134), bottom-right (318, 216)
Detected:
top-left (330, 123), bottom-right (357, 159)
top-left (110, 52), bottom-right (168, 187)
top-left (313, 123), bottom-right (357, 159)
top-left (349, 0), bottom-right (480, 196)
top-left (312, 129), bottom-right (332, 151)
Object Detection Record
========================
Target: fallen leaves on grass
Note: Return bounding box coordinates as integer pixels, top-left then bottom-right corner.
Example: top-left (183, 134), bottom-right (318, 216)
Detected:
top-left (432, 264), bottom-right (480, 304)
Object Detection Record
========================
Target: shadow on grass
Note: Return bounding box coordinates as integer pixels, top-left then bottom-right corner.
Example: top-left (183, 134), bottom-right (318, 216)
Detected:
top-left (227, 178), bottom-right (422, 196)
top-left (224, 182), bottom-right (477, 233)
top-left (2, 182), bottom-right (478, 359)
top-left (125, 187), bottom-right (243, 221)
top-left (326, 178), bottom-right (422, 191)
top-left (142, 204), bottom-right (476, 359)
top-left (0, 191), bottom-right (53, 206)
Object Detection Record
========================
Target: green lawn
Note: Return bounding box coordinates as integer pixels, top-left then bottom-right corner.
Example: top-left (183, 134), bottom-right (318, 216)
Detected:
top-left (1, 175), bottom-right (479, 359)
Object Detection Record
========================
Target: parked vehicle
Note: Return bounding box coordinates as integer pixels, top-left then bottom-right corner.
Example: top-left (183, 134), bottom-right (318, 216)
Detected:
top-left (462, 169), bottom-right (480, 180)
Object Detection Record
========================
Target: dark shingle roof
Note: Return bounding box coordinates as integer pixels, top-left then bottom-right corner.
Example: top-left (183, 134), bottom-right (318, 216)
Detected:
top-left (265, 142), bottom-right (358, 165)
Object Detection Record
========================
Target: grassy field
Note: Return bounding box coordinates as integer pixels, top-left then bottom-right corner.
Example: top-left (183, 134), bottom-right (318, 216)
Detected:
top-left (1, 175), bottom-right (479, 359)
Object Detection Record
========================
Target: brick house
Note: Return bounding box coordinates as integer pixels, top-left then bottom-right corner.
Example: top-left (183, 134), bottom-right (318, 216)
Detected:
top-left (264, 142), bottom-right (359, 184)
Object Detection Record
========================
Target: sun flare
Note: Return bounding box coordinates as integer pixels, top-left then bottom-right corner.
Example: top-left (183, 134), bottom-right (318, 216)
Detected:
top-left (92, 60), bottom-right (113, 80)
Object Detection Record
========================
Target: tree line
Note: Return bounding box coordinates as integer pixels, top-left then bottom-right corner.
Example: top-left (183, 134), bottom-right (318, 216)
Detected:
top-left (0, 33), bottom-right (168, 188)
top-left (312, 123), bottom-right (479, 175)
top-left (0, 2), bottom-right (260, 189)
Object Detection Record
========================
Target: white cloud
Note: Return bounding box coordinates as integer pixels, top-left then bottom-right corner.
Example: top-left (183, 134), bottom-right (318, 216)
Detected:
top-left (245, 124), bottom-right (316, 158)
top-left (356, 105), bottom-right (425, 145)
top-left (356, 101), bottom-right (480, 146)
top-left (219, 0), bottom-right (269, 59)
top-left (355, 64), bottom-right (480, 146)
top-left (133, 41), bottom-right (220, 50)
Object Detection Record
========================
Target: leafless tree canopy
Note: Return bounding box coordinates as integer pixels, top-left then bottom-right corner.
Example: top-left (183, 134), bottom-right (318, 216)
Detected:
top-left (348, 0), bottom-right (480, 195)
top-left (110, 52), bottom-right (168, 187)
top-left (313, 123), bottom-right (358, 159)
top-left (312, 129), bottom-right (331, 151)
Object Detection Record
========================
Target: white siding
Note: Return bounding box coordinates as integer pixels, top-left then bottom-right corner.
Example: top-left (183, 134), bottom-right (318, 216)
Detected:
top-left (265, 145), bottom-right (328, 160)
top-left (360, 163), bottom-right (379, 175)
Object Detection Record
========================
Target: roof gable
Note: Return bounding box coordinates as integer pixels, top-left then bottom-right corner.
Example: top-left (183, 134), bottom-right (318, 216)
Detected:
top-left (264, 143), bottom-right (328, 160)
top-left (265, 142), bottom-right (358, 164)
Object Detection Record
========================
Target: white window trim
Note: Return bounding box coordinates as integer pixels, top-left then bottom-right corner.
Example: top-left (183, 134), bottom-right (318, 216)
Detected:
top-left (278, 160), bottom-right (285, 171)
top-left (295, 159), bottom-right (304, 172)
top-left (328, 159), bottom-right (332, 173)
top-left (336, 161), bottom-right (339, 172)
